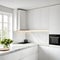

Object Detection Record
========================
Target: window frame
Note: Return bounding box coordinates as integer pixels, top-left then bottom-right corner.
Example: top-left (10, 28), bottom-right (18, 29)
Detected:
top-left (0, 11), bottom-right (13, 40)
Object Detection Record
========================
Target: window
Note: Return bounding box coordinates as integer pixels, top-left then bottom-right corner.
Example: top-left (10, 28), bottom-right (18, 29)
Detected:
top-left (0, 12), bottom-right (12, 40)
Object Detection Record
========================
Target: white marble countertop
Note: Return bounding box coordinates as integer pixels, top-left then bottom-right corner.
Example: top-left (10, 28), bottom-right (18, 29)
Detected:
top-left (0, 43), bottom-right (37, 56)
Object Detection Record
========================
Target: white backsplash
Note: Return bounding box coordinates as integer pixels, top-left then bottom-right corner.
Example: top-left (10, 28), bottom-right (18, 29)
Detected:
top-left (13, 31), bottom-right (49, 45)
top-left (13, 31), bottom-right (26, 43)
top-left (26, 32), bottom-right (49, 45)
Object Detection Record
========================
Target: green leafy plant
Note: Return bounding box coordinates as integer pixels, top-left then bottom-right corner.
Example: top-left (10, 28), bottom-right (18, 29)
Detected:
top-left (0, 39), bottom-right (13, 48)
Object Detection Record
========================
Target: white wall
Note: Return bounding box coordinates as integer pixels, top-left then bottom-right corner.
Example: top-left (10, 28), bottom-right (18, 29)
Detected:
top-left (13, 31), bottom-right (25, 43)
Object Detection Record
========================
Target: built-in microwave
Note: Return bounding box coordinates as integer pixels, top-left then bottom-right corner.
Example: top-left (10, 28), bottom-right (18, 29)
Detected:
top-left (49, 34), bottom-right (60, 45)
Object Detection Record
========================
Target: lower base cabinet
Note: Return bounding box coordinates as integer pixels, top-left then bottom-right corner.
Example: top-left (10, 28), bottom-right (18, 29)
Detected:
top-left (0, 45), bottom-right (38, 60)
top-left (39, 46), bottom-right (60, 60)
top-left (21, 54), bottom-right (38, 60)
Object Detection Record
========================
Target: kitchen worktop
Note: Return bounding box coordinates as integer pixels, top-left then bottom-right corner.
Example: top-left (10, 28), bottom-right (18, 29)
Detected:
top-left (0, 43), bottom-right (37, 56)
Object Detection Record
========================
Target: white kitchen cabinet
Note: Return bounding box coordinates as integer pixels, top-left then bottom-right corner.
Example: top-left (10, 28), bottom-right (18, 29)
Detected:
top-left (2, 50), bottom-right (22, 60)
top-left (21, 54), bottom-right (38, 60)
top-left (40, 7), bottom-right (49, 30)
top-left (17, 7), bottom-right (49, 31)
top-left (27, 7), bottom-right (49, 30)
top-left (17, 10), bottom-right (27, 30)
top-left (21, 45), bottom-right (38, 60)
top-left (0, 45), bottom-right (38, 60)
top-left (39, 45), bottom-right (60, 60)
top-left (49, 5), bottom-right (60, 34)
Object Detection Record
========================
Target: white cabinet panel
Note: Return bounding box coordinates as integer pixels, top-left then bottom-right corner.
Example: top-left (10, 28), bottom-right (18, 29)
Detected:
top-left (21, 54), bottom-right (38, 60)
top-left (40, 7), bottom-right (49, 30)
top-left (39, 46), bottom-right (60, 60)
top-left (17, 10), bottom-right (27, 30)
top-left (49, 5), bottom-right (60, 34)
top-left (27, 7), bottom-right (49, 30)
top-left (38, 46), bottom-right (49, 60)
top-left (0, 46), bottom-right (38, 60)
top-left (3, 50), bottom-right (23, 60)
top-left (27, 9), bottom-right (41, 30)
top-left (21, 45), bottom-right (38, 58)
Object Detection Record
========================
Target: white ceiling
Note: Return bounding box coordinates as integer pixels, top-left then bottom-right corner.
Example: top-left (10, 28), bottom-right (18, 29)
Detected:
top-left (0, 0), bottom-right (60, 10)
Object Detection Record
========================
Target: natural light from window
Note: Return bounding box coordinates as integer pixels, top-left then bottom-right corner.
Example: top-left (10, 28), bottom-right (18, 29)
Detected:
top-left (0, 12), bottom-right (12, 40)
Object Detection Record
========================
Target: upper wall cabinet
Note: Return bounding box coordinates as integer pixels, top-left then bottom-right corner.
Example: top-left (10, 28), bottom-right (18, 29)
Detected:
top-left (17, 10), bottom-right (27, 30)
top-left (40, 7), bottom-right (49, 30)
top-left (49, 5), bottom-right (60, 34)
top-left (27, 7), bottom-right (49, 30)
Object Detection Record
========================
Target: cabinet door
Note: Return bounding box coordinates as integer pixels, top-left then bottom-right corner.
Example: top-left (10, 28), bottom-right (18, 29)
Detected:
top-left (17, 10), bottom-right (27, 30)
top-left (3, 50), bottom-right (23, 60)
top-left (27, 7), bottom-right (49, 30)
top-left (39, 46), bottom-right (60, 60)
top-left (21, 45), bottom-right (38, 58)
top-left (40, 7), bottom-right (49, 30)
top-left (49, 5), bottom-right (60, 34)
top-left (38, 46), bottom-right (49, 60)
top-left (1, 46), bottom-right (38, 60)
top-left (21, 54), bottom-right (38, 60)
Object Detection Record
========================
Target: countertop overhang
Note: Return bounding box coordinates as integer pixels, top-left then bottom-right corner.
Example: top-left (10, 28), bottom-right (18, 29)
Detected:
top-left (0, 43), bottom-right (37, 56)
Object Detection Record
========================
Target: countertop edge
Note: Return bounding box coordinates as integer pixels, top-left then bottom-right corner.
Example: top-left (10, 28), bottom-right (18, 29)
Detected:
top-left (0, 44), bottom-right (38, 56)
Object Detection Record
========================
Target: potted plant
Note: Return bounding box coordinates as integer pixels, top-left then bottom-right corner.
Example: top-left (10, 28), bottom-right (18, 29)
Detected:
top-left (0, 39), bottom-right (13, 48)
